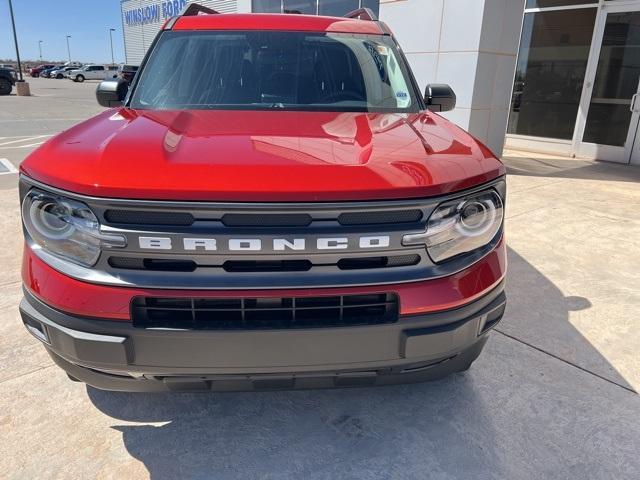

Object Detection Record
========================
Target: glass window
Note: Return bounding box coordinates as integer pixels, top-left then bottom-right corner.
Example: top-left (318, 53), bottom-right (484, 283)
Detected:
top-left (361, 0), bottom-right (380, 17)
top-left (583, 12), bottom-right (640, 146)
top-left (131, 30), bottom-right (419, 112)
top-left (320, 0), bottom-right (359, 17)
top-left (252, 0), bottom-right (281, 13)
top-left (525, 1), bottom-right (597, 8)
top-left (507, 9), bottom-right (596, 139)
top-left (283, 0), bottom-right (316, 14)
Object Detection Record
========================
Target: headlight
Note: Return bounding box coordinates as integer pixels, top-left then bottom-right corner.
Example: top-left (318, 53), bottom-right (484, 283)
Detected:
top-left (22, 189), bottom-right (125, 267)
top-left (403, 189), bottom-right (503, 263)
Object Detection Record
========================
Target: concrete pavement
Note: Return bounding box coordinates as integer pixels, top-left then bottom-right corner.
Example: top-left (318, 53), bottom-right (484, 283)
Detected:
top-left (0, 79), bottom-right (638, 479)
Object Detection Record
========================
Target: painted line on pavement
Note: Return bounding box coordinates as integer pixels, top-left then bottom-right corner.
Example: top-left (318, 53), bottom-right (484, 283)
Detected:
top-left (0, 158), bottom-right (18, 175)
top-left (0, 135), bottom-right (53, 146)
top-left (0, 141), bottom-right (46, 150)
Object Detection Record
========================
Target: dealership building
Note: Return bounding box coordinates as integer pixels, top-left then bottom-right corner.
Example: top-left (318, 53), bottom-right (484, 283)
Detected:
top-left (120, 0), bottom-right (640, 164)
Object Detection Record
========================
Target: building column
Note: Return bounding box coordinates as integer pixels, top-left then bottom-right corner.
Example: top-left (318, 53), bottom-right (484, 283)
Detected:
top-left (380, 0), bottom-right (525, 157)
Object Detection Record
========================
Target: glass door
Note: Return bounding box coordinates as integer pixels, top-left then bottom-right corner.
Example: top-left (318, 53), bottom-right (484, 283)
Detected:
top-left (575, 4), bottom-right (640, 164)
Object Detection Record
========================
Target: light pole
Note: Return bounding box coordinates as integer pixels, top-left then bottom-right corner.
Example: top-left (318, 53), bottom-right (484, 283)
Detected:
top-left (8, 0), bottom-right (24, 81)
top-left (109, 28), bottom-right (116, 66)
top-left (65, 35), bottom-right (72, 64)
top-left (38, 40), bottom-right (43, 61)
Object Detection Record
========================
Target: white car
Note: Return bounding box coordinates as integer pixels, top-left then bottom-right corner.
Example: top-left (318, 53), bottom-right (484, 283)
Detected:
top-left (50, 66), bottom-right (80, 79)
top-left (67, 65), bottom-right (108, 82)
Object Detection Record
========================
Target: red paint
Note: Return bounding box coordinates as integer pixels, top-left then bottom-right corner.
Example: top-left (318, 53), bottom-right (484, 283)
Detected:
top-left (173, 13), bottom-right (386, 35)
top-left (22, 237), bottom-right (506, 321)
top-left (20, 110), bottom-right (504, 202)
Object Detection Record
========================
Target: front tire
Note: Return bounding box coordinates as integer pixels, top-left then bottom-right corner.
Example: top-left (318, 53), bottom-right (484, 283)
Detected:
top-left (56, 74), bottom-right (63, 79)
top-left (0, 78), bottom-right (12, 95)
top-left (75, 74), bottom-right (85, 83)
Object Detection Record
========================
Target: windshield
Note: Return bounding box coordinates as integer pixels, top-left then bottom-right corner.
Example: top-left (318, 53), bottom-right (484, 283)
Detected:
top-left (130, 30), bottom-right (420, 112)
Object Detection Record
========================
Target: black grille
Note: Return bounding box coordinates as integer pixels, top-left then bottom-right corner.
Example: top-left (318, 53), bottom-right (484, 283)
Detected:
top-left (108, 255), bottom-right (420, 272)
top-left (104, 210), bottom-right (194, 226)
top-left (131, 293), bottom-right (398, 330)
top-left (337, 254), bottom-right (420, 270)
top-left (103, 209), bottom-right (422, 227)
top-left (109, 257), bottom-right (197, 272)
top-left (223, 260), bottom-right (312, 272)
top-left (338, 210), bottom-right (422, 225)
top-left (222, 213), bottom-right (312, 227)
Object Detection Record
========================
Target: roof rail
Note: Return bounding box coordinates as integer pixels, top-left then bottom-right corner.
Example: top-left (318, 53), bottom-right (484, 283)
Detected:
top-left (182, 3), bottom-right (220, 16)
top-left (344, 7), bottom-right (377, 21)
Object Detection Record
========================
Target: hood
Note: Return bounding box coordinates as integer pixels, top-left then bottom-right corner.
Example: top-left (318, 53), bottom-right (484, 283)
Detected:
top-left (21, 109), bottom-right (504, 202)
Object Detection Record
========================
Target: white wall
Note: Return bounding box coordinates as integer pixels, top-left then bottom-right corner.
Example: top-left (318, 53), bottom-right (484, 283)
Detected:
top-left (380, 0), bottom-right (525, 156)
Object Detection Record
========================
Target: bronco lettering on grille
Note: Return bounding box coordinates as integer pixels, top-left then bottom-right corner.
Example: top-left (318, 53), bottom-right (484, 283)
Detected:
top-left (137, 236), bottom-right (391, 252)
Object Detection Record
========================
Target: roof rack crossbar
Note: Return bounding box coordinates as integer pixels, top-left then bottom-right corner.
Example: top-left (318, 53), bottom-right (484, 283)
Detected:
top-left (344, 8), bottom-right (377, 21)
top-left (182, 3), bottom-right (220, 16)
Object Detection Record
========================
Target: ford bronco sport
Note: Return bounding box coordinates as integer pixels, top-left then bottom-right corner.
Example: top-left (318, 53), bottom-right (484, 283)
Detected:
top-left (19, 6), bottom-right (506, 392)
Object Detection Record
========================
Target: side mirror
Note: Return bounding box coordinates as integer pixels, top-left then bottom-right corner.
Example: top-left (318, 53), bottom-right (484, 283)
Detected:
top-left (424, 84), bottom-right (456, 112)
top-left (96, 78), bottom-right (128, 108)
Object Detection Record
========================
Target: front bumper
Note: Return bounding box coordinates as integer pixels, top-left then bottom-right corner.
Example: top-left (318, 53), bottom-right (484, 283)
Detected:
top-left (19, 281), bottom-right (506, 392)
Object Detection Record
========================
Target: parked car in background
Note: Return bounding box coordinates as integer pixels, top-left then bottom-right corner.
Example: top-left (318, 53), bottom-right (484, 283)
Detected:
top-left (0, 64), bottom-right (15, 71)
top-left (106, 65), bottom-right (119, 79)
top-left (66, 65), bottom-right (107, 82)
top-left (29, 64), bottom-right (55, 78)
top-left (0, 67), bottom-right (16, 95)
top-left (41, 66), bottom-right (64, 79)
top-left (50, 66), bottom-right (80, 79)
top-left (118, 64), bottom-right (139, 84)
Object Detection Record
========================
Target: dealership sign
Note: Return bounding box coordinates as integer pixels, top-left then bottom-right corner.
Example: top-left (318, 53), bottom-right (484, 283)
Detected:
top-left (123, 0), bottom-right (190, 26)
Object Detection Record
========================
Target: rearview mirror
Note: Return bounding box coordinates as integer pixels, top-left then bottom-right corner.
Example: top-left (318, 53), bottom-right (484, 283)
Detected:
top-left (96, 79), bottom-right (128, 108)
top-left (424, 84), bottom-right (456, 112)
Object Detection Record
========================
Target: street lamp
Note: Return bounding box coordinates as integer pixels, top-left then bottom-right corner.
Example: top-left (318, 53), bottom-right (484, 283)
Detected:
top-left (109, 28), bottom-right (116, 66)
top-left (8, 0), bottom-right (24, 81)
top-left (65, 35), bottom-right (72, 64)
top-left (38, 40), bottom-right (43, 62)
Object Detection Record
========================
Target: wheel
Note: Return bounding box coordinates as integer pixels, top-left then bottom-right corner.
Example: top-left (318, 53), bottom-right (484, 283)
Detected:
top-left (75, 74), bottom-right (85, 83)
top-left (0, 78), bottom-right (12, 95)
top-left (56, 73), bottom-right (63, 79)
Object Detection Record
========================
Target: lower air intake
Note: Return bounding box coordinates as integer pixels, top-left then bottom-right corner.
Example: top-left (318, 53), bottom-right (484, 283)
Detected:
top-left (131, 294), bottom-right (399, 330)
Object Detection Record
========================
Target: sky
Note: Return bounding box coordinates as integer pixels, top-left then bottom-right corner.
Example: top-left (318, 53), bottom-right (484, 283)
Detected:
top-left (1, 0), bottom-right (126, 64)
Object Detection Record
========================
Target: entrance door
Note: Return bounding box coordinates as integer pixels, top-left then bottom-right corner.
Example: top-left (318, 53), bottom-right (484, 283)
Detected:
top-left (575, 4), bottom-right (640, 164)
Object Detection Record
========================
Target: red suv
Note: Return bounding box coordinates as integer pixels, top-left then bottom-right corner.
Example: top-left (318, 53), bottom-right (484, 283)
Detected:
top-left (19, 8), bottom-right (506, 392)
top-left (29, 64), bottom-right (55, 78)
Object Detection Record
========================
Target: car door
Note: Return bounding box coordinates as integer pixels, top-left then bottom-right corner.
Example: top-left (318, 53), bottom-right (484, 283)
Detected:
top-left (92, 66), bottom-right (105, 80)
